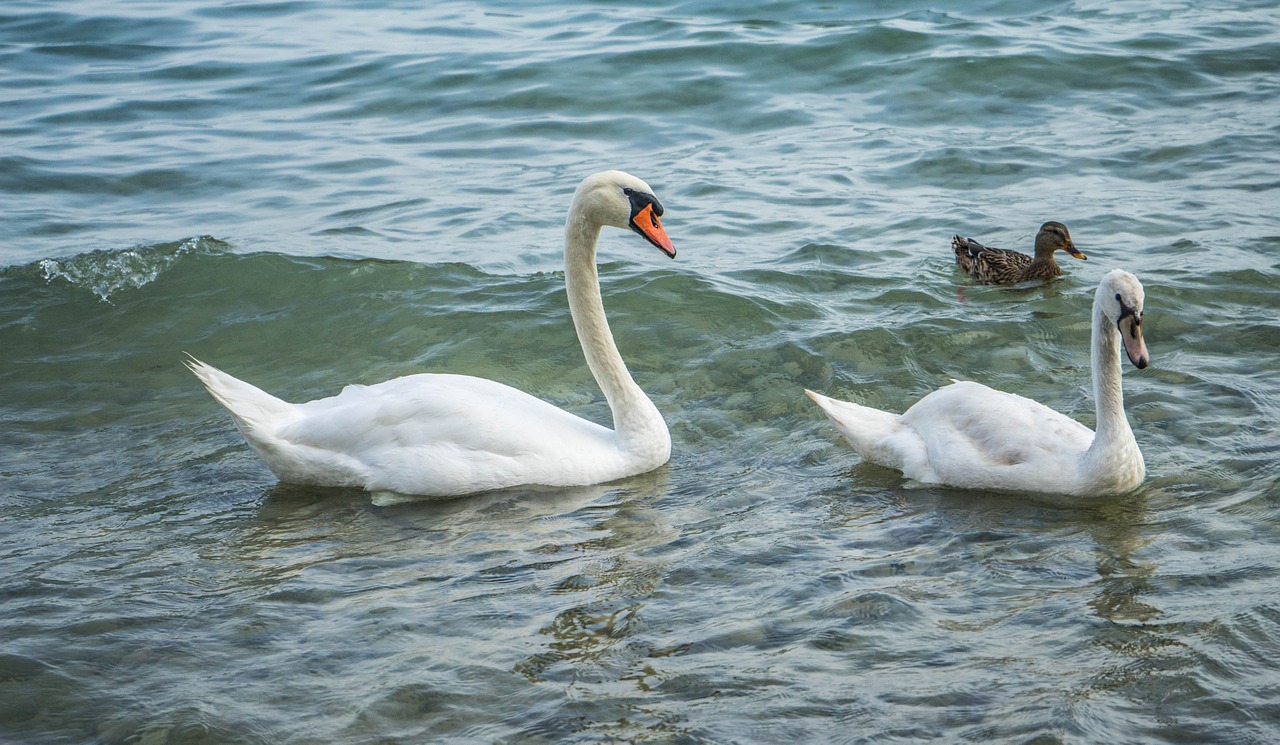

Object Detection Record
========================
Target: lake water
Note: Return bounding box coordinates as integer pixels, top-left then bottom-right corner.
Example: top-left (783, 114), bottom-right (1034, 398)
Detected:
top-left (3, 1), bottom-right (1279, 742)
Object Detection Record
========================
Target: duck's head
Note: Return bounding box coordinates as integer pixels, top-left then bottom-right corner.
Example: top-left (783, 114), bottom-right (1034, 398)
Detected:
top-left (1098, 269), bottom-right (1149, 369)
top-left (573, 170), bottom-right (675, 258)
top-left (1036, 221), bottom-right (1086, 261)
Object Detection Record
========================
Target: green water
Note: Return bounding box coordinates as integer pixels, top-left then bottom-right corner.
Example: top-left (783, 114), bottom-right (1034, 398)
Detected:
top-left (3, 1), bottom-right (1279, 742)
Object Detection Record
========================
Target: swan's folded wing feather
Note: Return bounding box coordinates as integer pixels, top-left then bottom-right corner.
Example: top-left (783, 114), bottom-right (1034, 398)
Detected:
top-left (268, 373), bottom-right (623, 496)
top-left (901, 381), bottom-right (1093, 488)
top-left (279, 373), bottom-right (611, 458)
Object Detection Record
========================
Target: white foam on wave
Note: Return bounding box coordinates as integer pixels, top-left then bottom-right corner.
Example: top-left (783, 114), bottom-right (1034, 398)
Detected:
top-left (37, 235), bottom-right (228, 303)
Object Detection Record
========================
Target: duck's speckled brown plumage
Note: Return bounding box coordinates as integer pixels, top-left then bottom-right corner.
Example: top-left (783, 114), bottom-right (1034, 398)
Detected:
top-left (953, 221), bottom-right (1085, 284)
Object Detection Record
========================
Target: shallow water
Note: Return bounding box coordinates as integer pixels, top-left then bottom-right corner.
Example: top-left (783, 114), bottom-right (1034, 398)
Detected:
top-left (3, 1), bottom-right (1279, 743)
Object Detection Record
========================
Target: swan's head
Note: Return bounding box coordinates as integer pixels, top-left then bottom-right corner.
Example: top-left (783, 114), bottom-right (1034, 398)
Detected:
top-left (1036, 221), bottom-right (1086, 261)
top-left (1098, 269), bottom-right (1149, 369)
top-left (574, 170), bottom-right (675, 258)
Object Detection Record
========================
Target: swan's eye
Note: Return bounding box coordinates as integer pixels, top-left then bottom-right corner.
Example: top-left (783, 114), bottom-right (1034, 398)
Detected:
top-left (622, 187), bottom-right (634, 196)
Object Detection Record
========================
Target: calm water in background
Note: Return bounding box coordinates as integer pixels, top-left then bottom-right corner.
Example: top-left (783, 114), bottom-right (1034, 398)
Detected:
top-left (3, 0), bottom-right (1279, 742)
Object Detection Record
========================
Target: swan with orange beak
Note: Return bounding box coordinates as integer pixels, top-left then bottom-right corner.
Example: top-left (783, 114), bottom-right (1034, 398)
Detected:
top-left (191, 170), bottom-right (679, 498)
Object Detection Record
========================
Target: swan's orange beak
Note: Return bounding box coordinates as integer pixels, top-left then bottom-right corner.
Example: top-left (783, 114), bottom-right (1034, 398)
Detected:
top-left (630, 203), bottom-right (676, 259)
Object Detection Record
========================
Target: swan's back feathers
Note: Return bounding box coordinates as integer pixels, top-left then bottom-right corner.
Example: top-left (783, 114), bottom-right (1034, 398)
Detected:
top-left (189, 360), bottom-right (635, 496)
top-left (897, 381), bottom-right (1095, 490)
top-left (288, 374), bottom-right (625, 496)
top-left (280, 374), bottom-right (612, 459)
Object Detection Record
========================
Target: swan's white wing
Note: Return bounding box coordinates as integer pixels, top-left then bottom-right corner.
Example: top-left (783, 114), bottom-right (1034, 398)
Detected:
top-left (899, 381), bottom-right (1094, 490)
top-left (272, 373), bottom-right (624, 496)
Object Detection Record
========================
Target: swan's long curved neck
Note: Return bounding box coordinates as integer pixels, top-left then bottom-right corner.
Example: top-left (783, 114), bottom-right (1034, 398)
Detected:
top-left (564, 211), bottom-right (668, 457)
top-left (1086, 300), bottom-right (1135, 458)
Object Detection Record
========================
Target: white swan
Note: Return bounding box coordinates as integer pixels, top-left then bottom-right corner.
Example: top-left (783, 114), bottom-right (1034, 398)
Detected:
top-left (189, 170), bottom-right (676, 498)
top-left (807, 269), bottom-right (1150, 496)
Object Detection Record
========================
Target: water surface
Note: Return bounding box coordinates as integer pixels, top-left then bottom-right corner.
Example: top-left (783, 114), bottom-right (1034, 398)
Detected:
top-left (2, 1), bottom-right (1279, 742)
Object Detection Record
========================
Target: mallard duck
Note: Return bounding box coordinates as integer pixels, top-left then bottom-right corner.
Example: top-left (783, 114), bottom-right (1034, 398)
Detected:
top-left (807, 269), bottom-right (1149, 497)
top-left (188, 171), bottom-right (677, 498)
top-left (952, 221), bottom-right (1086, 284)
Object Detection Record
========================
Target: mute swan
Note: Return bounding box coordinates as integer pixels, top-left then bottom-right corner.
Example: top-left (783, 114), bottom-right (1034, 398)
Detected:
top-left (189, 170), bottom-right (676, 498)
top-left (807, 269), bottom-right (1149, 496)
top-left (953, 221), bottom-right (1086, 284)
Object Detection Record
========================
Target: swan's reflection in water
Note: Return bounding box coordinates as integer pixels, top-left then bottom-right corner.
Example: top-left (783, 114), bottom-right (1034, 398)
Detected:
top-left (218, 467), bottom-right (684, 739)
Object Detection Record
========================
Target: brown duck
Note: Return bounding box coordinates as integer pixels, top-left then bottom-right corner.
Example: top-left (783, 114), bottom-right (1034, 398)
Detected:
top-left (952, 221), bottom-right (1086, 284)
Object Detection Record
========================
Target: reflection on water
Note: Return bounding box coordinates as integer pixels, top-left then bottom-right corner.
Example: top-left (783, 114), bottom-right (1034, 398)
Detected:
top-left (514, 495), bottom-right (676, 678)
top-left (1088, 497), bottom-right (1161, 625)
top-left (216, 470), bottom-right (687, 741)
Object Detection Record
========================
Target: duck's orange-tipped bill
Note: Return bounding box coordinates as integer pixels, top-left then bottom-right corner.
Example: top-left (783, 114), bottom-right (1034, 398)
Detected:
top-left (1067, 243), bottom-right (1087, 260)
top-left (630, 203), bottom-right (676, 258)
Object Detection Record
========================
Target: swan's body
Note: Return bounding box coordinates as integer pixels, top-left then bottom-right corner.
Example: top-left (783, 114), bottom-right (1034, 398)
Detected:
top-left (808, 270), bottom-right (1150, 496)
top-left (953, 221), bottom-right (1086, 284)
top-left (189, 170), bottom-right (676, 498)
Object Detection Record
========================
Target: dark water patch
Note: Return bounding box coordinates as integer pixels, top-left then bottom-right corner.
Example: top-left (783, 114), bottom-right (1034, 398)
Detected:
top-left (0, 11), bottom-right (193, 47)
top-left (192, 1), bottom-right (324, 20)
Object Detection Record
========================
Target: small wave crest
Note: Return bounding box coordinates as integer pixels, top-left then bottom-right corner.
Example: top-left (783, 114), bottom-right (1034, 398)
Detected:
top-left (36, 235), bottom-right (229, 302)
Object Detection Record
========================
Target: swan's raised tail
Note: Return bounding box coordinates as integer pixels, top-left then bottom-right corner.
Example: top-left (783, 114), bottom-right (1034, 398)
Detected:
top-left (186, 356), bottom-right (295, 435)
top-left (805, 389), bottom-right (907, 470)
